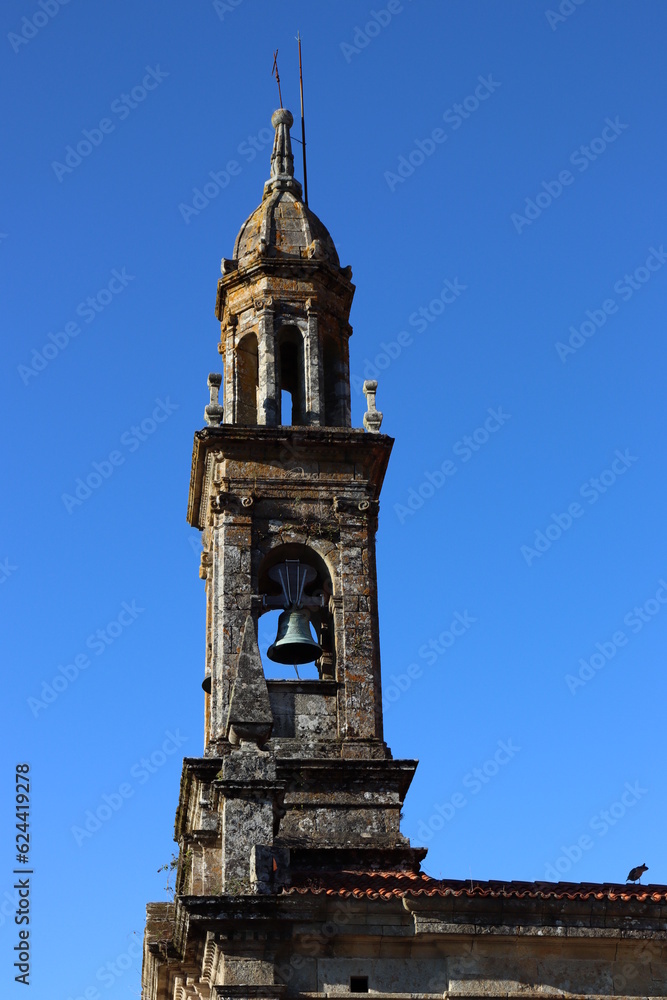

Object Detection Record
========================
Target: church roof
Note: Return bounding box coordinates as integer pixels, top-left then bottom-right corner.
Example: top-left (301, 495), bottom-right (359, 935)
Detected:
top-left (282, 869), bottom-right (667, 903)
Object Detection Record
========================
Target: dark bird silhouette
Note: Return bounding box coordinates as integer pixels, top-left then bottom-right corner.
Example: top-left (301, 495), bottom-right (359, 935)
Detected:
top-left (626, 863), bottom-right (648, 884)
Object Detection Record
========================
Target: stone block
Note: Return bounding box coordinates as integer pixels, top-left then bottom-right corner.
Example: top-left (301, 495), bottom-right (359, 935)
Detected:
top-left (318, 957), bottom-right (449, 995)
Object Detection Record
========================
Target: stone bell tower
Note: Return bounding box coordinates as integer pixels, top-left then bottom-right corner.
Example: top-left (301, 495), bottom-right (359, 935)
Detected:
top-left (142, 106), bottom-right (667, 1000)
top-left (141, 107), bottom-right (425, 999)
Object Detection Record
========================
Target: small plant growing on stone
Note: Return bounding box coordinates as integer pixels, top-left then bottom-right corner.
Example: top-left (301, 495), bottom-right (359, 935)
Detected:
top-left (157, 853), bottom-right (179, 897)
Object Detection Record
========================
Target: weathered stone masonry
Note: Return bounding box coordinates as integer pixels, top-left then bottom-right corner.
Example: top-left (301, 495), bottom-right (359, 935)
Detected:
top-left (141, 107), bottom-right (667, 1000)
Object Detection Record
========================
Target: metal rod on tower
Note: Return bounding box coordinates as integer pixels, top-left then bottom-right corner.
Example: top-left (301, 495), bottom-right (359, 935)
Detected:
top-left (297, 31), bottom-right (309, 206)
top-left (272, 49), bottom-right (283, 108)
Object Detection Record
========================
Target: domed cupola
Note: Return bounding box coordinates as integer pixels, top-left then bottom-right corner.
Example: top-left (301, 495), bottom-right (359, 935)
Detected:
top-left (215, 108), bottom-right (355, 429)
top-left (233, 109), bottom-right (340, 267)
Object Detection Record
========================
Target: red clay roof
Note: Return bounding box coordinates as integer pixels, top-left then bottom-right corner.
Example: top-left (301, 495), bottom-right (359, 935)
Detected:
top-left (282, 869), bottom-right (667, 903)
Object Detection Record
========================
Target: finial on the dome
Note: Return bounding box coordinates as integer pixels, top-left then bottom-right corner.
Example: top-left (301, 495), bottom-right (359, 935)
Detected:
top-left (264, 108), bottom-right (303, 199)
top-left (271, 108), bottom-right (295, 178)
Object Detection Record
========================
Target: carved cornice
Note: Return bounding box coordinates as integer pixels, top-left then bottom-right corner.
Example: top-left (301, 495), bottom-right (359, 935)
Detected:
top-left (187, 427), bottom-right (393, 530)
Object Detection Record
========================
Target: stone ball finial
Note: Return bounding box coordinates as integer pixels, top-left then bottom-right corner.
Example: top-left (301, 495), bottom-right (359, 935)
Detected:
top-left (271, 108), bottom-right (294, 129)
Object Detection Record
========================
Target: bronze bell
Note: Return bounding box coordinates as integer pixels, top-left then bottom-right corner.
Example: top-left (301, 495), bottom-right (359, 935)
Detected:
top-left (267, 608), bottom-right (322, 665)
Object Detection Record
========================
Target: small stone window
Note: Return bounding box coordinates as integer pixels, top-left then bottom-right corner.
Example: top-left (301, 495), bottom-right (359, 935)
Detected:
top-left (350, 976), bottom-right (368, 993)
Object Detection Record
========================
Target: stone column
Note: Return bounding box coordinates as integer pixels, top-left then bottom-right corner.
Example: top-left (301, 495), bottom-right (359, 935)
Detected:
top-left (256, 302), bottom-right (277, 426)
top-left (304, 304), bottom-right (323, 426)
top-left (339, 330), bottom-right (352, 428)
top-left (336, 517), bottom-right (383, 747)
top-left (223, 317), bottom-right (237, 424)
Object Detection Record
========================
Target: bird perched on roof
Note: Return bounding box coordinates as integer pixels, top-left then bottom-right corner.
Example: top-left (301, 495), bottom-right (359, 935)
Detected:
top-left (626, 863), bottom-right (648, 883)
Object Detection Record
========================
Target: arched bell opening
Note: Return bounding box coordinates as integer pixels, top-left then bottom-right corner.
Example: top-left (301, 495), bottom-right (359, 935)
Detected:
top-left (236, 332), bottom-right (258, 425)
top-left (258, 543), bottom-right (335, 681)
top-left (322, 335), bottom-right (347, 427)
top-left (276, 326), bottom-right (305, 426)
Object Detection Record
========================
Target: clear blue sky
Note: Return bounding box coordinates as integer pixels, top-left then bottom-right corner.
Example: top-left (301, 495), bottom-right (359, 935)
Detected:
top-left (2, 1), bottom-right (667, 996)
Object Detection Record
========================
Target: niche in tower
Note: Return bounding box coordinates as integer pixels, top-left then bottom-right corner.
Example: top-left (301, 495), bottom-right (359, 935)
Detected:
top-left (322, 335), bottom-right (346, 427)
top-left (236, 332), bottom-right (258, 425)
top-left (277, 326), bottom-right (305, 426)
top-left (258, 543), bottom-right (335, 680)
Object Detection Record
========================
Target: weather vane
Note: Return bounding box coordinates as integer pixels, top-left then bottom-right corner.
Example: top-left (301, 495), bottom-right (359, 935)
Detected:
top-left (271, 49), bottom-right (283, 108)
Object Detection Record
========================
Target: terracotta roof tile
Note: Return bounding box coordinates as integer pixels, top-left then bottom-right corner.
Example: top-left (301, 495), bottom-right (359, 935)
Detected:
top-left (281, 869), bottom-right (667, 903)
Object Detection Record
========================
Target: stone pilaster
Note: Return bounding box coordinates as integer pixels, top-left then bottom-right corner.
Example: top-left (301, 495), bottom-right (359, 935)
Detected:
top-left (256, 304), bottom-right (277, 426)
top-left (208, 499), bottom-right (253, 747)
top-left (219, 746), bottom-right (281, 894)
top-left (304, 305), bottom-right (322, 426)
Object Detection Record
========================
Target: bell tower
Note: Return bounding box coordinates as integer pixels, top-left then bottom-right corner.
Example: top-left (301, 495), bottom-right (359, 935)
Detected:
top-left (193, 106), bottom-right (399, 764)
top-left (141, 101), bottom-right (667, 1000)
top-left (215, 108), bottom-right (353, 430)
top-left (142, 107), bottom-right (424, 1000)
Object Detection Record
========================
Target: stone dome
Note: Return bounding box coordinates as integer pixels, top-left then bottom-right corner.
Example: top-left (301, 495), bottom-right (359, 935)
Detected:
top-left (232, 108), bottom-right (340, 267)
top-left (233, 191), bottom-right (340, 265)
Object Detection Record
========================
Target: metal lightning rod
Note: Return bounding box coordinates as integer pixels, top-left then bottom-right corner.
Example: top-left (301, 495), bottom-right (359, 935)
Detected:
top-left (297, 31), bottom-right (309, 206)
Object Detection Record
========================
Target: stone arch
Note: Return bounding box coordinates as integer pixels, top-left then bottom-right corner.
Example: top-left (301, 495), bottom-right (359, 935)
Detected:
top-left (276, 325), bottom-right (305, 425)
top-left (322, 335), bottom-right (346, 427)
top-left (236, 332), bottom-right (258, 425)
top-left (258, 542), bottom-right (336, 679)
